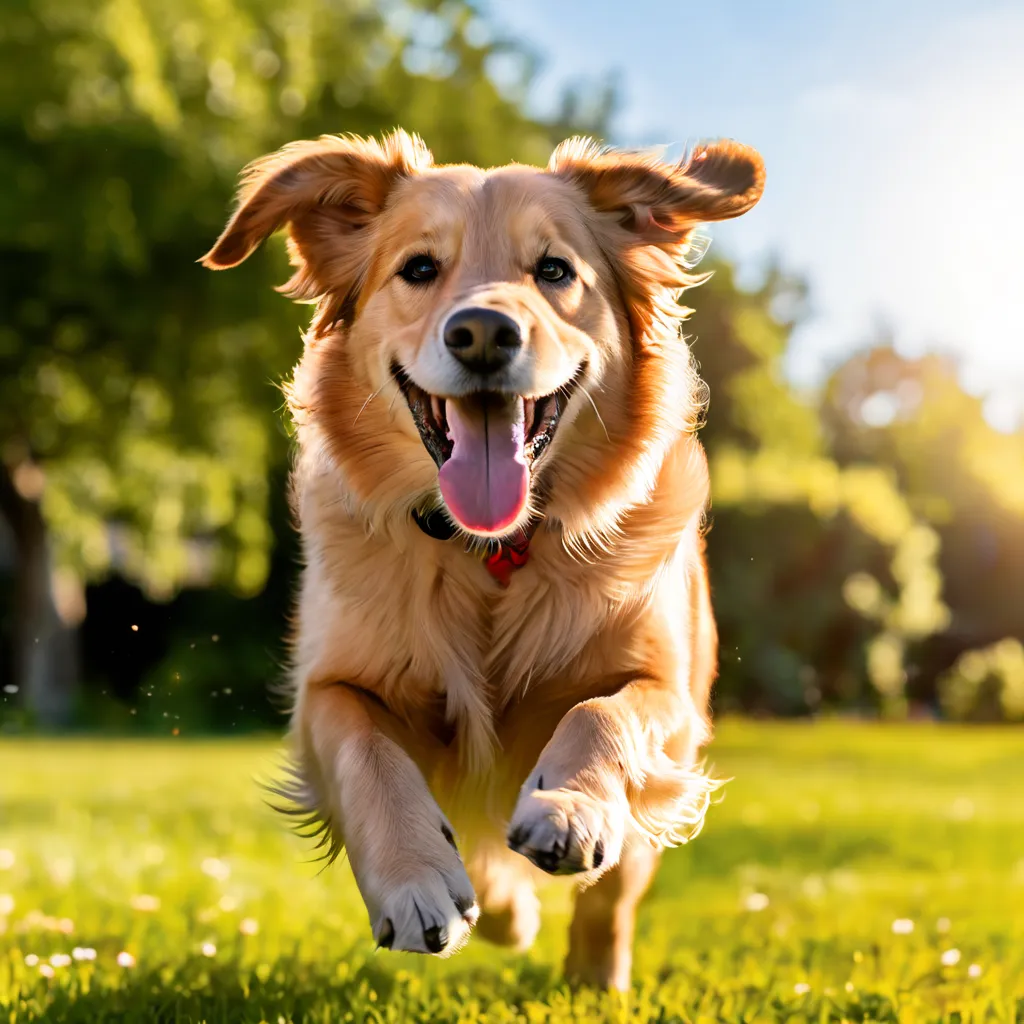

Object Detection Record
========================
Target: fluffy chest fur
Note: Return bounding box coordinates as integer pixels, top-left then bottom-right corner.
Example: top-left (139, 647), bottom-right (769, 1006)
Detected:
top-left (290, 427), bottom-right (709, 780)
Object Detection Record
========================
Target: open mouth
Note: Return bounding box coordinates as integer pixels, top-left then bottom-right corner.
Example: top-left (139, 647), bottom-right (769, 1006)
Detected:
top-left (393, 364), bottom-right (582, 534)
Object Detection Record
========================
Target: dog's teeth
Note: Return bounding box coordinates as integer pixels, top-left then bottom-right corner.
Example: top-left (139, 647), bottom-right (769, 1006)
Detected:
top-left (430, 395), bottom-right (443, 427)
top-left (524, 399), bottom-right (535, 429)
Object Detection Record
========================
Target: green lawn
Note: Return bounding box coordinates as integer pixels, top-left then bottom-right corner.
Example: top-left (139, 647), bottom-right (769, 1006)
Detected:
top-left (1, 722), bottom-right (1022, 1022)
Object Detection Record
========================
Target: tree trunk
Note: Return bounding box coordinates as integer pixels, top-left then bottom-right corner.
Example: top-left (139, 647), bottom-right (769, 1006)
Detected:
top-left (0, 461), bottom-right (79, 728)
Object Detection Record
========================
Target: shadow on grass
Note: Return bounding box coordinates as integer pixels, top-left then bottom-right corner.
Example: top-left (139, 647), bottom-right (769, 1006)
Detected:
top-left (22, 952), bottom-right (564, 1024)
top-left (16, 953), bottom-right (958, 1024)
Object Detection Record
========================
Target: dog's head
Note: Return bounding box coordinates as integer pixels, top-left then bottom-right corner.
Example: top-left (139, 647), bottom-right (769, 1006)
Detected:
top-left (203, 131), bottom-right (764, 540)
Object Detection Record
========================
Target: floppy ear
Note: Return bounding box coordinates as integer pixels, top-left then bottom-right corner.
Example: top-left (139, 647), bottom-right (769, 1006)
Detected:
top-left (549, 137), bottom-right (764, 242)
top-left (201, 131), bottom-right (433, 330)
top-left (549, 138), bottom-right (765, 337)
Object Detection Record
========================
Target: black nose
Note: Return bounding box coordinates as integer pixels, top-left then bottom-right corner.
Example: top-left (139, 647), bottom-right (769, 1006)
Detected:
top-left (443, 307), bottom-right (522, 374)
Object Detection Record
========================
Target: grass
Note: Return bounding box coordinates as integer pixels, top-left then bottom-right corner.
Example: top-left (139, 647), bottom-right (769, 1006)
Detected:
top-left (1, 721), bottom-right (1022, 1023)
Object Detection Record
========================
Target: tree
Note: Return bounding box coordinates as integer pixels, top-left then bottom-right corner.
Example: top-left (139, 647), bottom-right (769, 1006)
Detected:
top-left (688, 262), bottom-right (949, 716)
top-left (0, 0), bottom-right (609, 724)
top-left (820, 344), bottom-right (1024, 708)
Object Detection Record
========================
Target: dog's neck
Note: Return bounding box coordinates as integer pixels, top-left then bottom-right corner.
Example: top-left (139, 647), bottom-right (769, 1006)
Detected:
top-left (411, 508), bottom-right (536, 588)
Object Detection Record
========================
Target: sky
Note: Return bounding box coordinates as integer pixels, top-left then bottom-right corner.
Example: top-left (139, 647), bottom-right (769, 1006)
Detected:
top-left (482, 0), bottom-right (1024, 429)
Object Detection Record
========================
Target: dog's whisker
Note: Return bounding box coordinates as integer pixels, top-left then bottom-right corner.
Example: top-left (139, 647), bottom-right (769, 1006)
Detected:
top-left (353, 383), bottom-right (387, 427)
top-left (580, 386), bottom-right (611, 442)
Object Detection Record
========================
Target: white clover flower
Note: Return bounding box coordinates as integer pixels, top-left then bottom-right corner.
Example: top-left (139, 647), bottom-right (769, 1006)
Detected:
top-left (0, 850), bottom-right (15, 870)
top-left (72, 947), bottom-right (97, 961)
top-left (24, 954), bottom-right (39, 967)
top-left (201, 858), bottom-right (231, 881)
top-left (130, 894), bottom-right (161, 912)
top-left (941, 948), bottom-right (961, 967)
top-left (743, 892), bottom-right (770, 912)
top-left (239, 917), bottom-right (259, 936)
top-left (117, 951), bottom-right (136, 968)
top-left (891, 918), bottom-right (914, 935)
top-left (0, 894), bottom-right (14, 916)
top-left (949, 797), bottom-right (974, 821)
top-left (48, 858), bottom-right (75, 887)
top-left (38, 964), bottom-right (55, 978)
top-left (794, 982), bottom-right (811, 995)
top-left (801, 875), bottom-right (826, 899)
top-left (201, 942), bottom-right (217, 957)
top-left (50, 953), bottom-right (71, 968)
top-left (968, 963), bottom-right (982, 978)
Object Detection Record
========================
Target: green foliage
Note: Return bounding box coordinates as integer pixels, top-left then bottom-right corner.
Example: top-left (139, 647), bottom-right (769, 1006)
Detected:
top-left (708, 444), bottom-right (949, 715)
top-left (818, 346), bottom-right (1024, 717)
top-left (939, 639), bottom-right (1024, 722)
top-left (685, 256), bottom-right (1024, 719)
top-left (2, 724), bottom-right (1022, 1021)
top-left (689, 261), bottom-right (820, 458)
top-left (689, 265), bottom-right (959, 716)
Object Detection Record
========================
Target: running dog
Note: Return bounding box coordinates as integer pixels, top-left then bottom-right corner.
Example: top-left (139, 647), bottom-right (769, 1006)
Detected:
top-left (202, 130), bottom-right (764, 988)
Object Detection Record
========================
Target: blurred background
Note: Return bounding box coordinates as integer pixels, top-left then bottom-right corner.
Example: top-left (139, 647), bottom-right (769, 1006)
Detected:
top-left (2, 0), bottom-right (1023, 735)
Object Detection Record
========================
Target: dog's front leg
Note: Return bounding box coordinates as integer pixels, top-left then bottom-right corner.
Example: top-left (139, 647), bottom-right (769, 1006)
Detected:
top-left (297, 682), bottom-right (478, 955)
top-left (506, 680), bottom-right (699, 878)
top-left (507, 681), bottom-right (703, 989)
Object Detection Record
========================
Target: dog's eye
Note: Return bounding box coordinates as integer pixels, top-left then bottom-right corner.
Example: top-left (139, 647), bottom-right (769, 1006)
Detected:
top-left (399, 254), bottom-right (439, 284)
top-left (534, 256), bottom-right (574, 284)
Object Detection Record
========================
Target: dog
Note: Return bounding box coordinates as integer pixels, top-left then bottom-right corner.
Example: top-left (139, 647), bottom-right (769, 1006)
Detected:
top-left (202, 130), bottom-right (764, 989)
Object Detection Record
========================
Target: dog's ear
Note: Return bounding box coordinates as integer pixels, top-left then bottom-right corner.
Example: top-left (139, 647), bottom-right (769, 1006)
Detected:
top-left (202, 131), bottom-right (432, 269)
top-left (549, 137), bottom-right (764, 243)
top-left (548, 138), bottom-right (764, 338)
top-left (201, 131), bottom-right (432, 329)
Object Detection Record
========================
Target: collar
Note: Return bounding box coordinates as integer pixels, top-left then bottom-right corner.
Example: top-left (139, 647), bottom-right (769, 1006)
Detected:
top-left (412, 508), bottom-right (535, 588)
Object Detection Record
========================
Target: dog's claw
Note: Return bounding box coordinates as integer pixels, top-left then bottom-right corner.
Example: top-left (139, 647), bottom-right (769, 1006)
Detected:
top-left (507, 787), bottom-right (624, 877)
top-left (532, 848), bottom-right (561, 873)
top-left (507, 824), bottom-right (529, 851)
top-left (453, 893), bottom-right (478, 920)
top-left (422, 924), bottom-right (446, 953)
top-left (364, 847), bottom-right (476, 955)
top-left (531, 836), bottom-right (569, 874)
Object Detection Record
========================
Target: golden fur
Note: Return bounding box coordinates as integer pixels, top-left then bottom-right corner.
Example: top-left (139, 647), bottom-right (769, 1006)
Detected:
top-left (202, 130), bottom-right (764, 987)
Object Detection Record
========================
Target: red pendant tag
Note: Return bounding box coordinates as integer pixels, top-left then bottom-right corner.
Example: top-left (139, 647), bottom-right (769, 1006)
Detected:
top-left (484, 537), bottom-right (531, 587)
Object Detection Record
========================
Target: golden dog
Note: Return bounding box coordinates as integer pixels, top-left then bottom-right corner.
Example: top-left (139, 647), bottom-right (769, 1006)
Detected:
top-left (202, 130), bottom-right (763, 989)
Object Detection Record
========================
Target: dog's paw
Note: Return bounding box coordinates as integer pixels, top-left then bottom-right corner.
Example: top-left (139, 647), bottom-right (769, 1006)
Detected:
top-left (359, 824), bottom-right (479, 956)
top-left (506, 785), bottom-right (626, 877)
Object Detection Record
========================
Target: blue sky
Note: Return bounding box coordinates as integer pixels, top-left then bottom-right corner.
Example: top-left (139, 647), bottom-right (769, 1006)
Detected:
top-left (482, 0), bottom-right (1024, 428)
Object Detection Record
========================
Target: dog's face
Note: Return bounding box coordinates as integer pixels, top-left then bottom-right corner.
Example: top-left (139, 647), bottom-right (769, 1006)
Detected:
top-left (203, 133), bottom-right (764, 539)
top-left (336, 165), bottom-right (615, 537)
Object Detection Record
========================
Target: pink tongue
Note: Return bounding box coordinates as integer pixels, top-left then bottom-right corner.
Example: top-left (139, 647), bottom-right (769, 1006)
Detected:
top-left (438, 397), bottom-right (528, 534)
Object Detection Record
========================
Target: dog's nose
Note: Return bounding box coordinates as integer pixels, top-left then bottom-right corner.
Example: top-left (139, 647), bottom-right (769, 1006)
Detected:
top-left (443, 307), bottom-right (522, 374)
